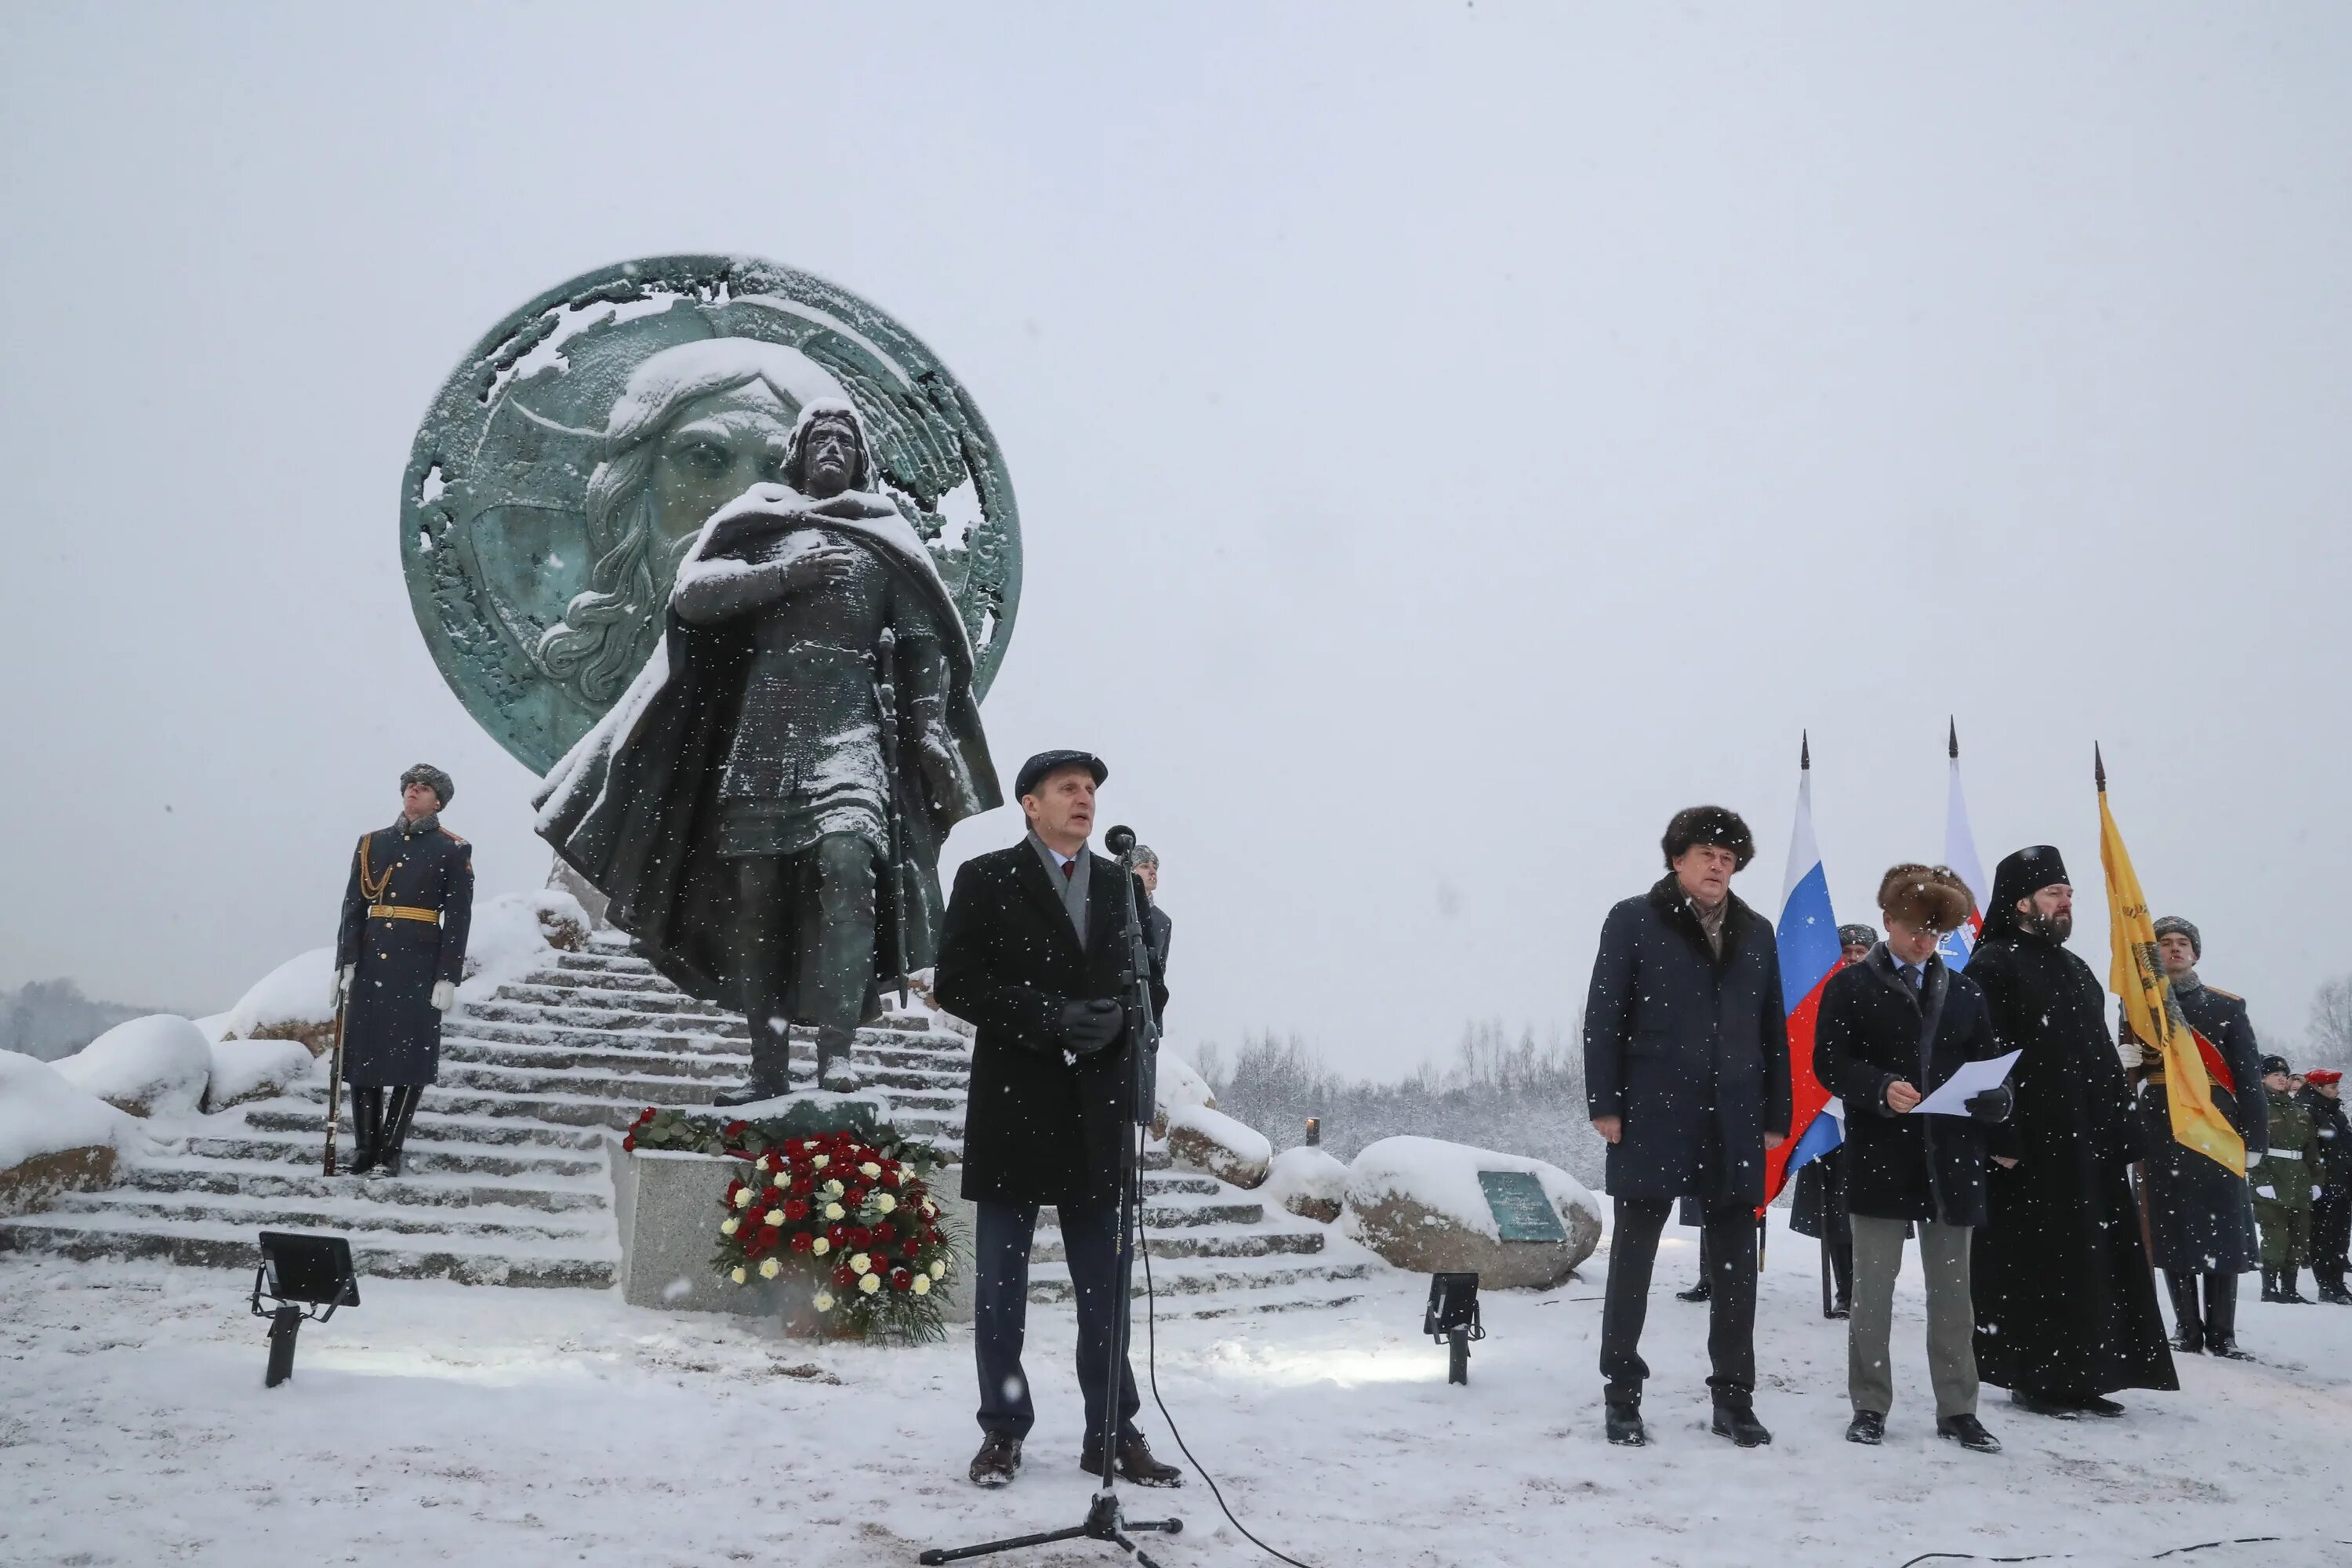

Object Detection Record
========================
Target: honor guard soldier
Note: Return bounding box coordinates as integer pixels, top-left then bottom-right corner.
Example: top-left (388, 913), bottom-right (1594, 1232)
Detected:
top-left (333, 764), bottom-right (474, 1178)
top-left (2254, 1054), bottom-right (2321, 1302)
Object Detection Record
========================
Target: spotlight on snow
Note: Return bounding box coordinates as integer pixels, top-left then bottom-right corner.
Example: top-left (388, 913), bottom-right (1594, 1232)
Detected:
top-left (250, 1231), bottom-right (360, 1388)
top-left (1423, 1272), bottom-right (1484, 1386)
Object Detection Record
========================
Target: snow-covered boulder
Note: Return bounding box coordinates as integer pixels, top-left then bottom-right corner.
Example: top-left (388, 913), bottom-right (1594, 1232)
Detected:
top-left (54, 1014), bottom-right (214, 1118)
top-left (1149, 1050), bottom-right (1216, 1138)
top-left (1164, 1103), bottom-right (1272, 1189)
top-left (457, 890), bottom-right (592, 1004)
top-left (1345, 1135), bottom-right (1602, 1288)
top-left (0, 1051), bottom-right (141, 1214)
top-left (220, 946), bottom-right (339, 1054)
top-left (1263, 1144), bottom-right (1348, 1223)
top-left (205, 1036), bottom-right (321, 1112)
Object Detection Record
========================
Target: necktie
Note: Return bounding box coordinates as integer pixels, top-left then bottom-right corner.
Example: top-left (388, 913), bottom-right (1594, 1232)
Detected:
top-left (1062, 858), bottom-right (1077, 881)
top-left (1901, 964), bottom-right (1922, 993)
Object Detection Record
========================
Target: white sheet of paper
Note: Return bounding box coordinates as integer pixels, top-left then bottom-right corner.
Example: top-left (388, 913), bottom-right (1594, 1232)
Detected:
top-left (1907, 1050), bottom-right (2024, 1116)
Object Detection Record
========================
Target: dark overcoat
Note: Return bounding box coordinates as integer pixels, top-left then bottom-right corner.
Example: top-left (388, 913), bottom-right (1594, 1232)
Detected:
top-left (1584, 876), bottom-right (1792, 1204)
top-left (2136, 979), bottom-right (2266, 1273)
top-left (335, 818), bottom-right (474, 1087)
top-left (1968, 931), bottom-right (2176, 1399)
top-left (935, 842), bottom-right (1170, 1209)
top-left (1813, 946), bottom-right (2012, 1229)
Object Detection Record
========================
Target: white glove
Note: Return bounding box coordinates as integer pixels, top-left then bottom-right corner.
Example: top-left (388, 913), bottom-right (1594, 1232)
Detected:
top-left (2255, 1184), bottom-right (2275, 1200)
top-left (2247, 1150), bottom-right (2263, 1166)
top-left (430, 980), bottom-right (456, 1011)
top-left (330, 964), bottom-right (354, 1011)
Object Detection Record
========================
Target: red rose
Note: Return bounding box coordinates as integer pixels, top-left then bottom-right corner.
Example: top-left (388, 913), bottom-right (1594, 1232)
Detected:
top-left (873, 1221), bottom-right (895, 1243)
top-left (845, 1188), bottom-right (869, 1210)
top-left (890, 1269), bottom-right (913, 1291)
top-left (831, 1264), bottom-right (855, 1289)
top-left (633, 1108), bottom-right (655, 1127)
top-left (789, 1231), bottom-right (814, 1254)
top-left (848, 1226), bottom-right (872, 1249)
top-left (724, 1179), bottom-right (745, 1201)
top-left (827, 1224), bottom-right (848, 1245)
top-left (621, 1133), bottom-right (637, 1151)
top-left (784, 1199), bottom-right (810, 1222)
top-left (724, 1119), bottom-right (750, 1137)
top-left (790, 1175), bottom-right (813, 1197)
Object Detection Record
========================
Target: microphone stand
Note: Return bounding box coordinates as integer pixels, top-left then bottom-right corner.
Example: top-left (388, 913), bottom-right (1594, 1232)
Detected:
top-left (920, 826), bottom-right (1181, 1566)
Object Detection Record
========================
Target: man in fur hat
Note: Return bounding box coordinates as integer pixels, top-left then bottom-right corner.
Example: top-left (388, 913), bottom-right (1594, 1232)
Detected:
top-left (1967, 846), bottom-right (2176, 1417)
top-left (2129, 916), bottom-right (2268, 1354)
top-left (1585, 805), bottom-right (1791, 1448)
top-left (1814, 865), bottom-right (2015, 1453)
top-left (333, 764), bottom-right (473, 1178)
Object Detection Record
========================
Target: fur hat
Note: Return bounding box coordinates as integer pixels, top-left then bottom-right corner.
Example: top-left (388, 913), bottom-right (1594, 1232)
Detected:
top-left (400, 763), bottom-right (454, 809)
top-left (1661, 805), bottom-right (1755, 872)
top-left (2153, 915), bottom-right (2201, 958)
top-left (1876, 863), bottom-right (1973, 933)
top-left (1837, 924), bottom-right (1878, 950)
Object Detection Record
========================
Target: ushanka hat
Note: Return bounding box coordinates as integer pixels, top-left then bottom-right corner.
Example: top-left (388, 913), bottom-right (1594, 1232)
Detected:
top-left (1837, 924), bottom-right (1878, 949)
top-left (2153, 915), bottom-right (2201, 958)
top-left (1661, 805), bottom-right (1755, 871)
top-left (400, 763), bottom-right (455, 808)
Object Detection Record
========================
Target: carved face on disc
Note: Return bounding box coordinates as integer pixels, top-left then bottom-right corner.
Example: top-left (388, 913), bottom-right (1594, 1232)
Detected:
top-left (401, 256), bottom-right (1024, 775)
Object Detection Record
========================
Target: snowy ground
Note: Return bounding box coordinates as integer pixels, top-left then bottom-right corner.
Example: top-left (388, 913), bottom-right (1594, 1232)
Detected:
top-left (5, 1214), bottom-right (2348, 1568)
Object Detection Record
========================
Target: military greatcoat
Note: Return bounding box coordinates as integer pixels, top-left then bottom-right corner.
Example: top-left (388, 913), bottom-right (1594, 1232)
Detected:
top-left (335, 815), bottom-right (474, 1087)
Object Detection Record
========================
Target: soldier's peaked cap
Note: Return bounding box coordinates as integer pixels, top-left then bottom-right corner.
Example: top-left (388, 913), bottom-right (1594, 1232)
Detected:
top-left (1014, 750), bottom-right (1107, 800)
top-left (400, 763), bottom-right (454, 808)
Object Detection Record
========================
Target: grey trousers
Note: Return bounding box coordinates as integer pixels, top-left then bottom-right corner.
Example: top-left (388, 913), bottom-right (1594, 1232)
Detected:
top-left (1849, 1214), bottom-right (1977, 1419)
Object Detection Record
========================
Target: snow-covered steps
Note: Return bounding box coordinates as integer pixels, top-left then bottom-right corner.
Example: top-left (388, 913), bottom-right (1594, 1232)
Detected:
top-left (0, 931), bottom-right (1372, 1312)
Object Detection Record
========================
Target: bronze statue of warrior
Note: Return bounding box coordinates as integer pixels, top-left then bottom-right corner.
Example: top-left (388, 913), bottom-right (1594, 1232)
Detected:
top-left (535, 401), bottom-right (1000, 1100)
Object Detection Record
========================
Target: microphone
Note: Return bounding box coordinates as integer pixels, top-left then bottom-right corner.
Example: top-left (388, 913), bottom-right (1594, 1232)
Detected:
top-left (1105, 824), bottom-right (1138, 859)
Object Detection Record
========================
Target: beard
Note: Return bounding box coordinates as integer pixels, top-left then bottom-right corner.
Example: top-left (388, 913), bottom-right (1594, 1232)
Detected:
top-left (2022, 907), bottom-right (2073, 943)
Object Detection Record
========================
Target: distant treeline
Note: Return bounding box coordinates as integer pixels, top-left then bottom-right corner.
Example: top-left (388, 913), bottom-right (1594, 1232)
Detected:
top-left (0, 979), bottom-right (157, 1062)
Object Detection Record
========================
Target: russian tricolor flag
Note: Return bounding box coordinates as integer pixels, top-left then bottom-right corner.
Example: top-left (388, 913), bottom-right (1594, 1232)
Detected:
top-left (1765, 737), bottom-right (1845, 1201)
top-left (1936, 720), bottom-right (1990, 971)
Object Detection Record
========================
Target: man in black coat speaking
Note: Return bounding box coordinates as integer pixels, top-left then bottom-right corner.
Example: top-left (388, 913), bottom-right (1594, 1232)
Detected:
top-left (934, 750), bottom-right (1180, 1491)
top-left (1584, 805), bottom-right (1791, 1449)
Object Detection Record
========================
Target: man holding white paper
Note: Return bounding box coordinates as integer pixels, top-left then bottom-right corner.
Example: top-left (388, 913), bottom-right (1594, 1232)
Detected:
top-left (1813, 864), bottom-right (2016, 1454)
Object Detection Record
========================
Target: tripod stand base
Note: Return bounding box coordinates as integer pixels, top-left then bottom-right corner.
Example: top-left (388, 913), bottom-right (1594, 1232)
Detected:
top-left (918, 1490), bottom-right (1181, 1566)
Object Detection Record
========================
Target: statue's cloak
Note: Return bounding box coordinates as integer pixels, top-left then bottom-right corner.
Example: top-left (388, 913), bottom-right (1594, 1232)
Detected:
top-left (532, 483), bottom-right (1001, 1019)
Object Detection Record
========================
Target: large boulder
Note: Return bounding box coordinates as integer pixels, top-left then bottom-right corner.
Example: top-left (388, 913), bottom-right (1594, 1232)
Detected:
top-left (53, 1014), bottom-right (213, 1118)
top-left (205, 1036), bottom-right (321, 1112)
top-left (1164, 1104), bottom-right (1272, 1189)
top-left (1345, 1135), bottom-right (1602, 1289)
top-left (220, 946), bottom-right (339, 1055)
top-left (0, 1051), bottom-right (139, 1214)
top-left (1150, 1049), bottom-right (1217, 1138)
top-left (1263, 1145), bottom-right (1348, 1223)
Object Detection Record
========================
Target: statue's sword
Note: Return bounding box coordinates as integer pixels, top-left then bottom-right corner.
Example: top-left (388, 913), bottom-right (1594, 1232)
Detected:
top-left (877, 628), bottom-right (912, 1007)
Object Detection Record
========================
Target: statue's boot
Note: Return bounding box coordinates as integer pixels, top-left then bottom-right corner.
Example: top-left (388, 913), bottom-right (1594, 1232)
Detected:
top-left (815, 1026), bottom-right (862, 1092)
top-left (347, 1087), bottom-right (383, 1176)
top-left (2204, 1272), bottom-right (2254, 1359)
top-left (2164, 1270), bottom-right (2203, 1354)
top-left (716, 1015), bottom-right (795, 1106)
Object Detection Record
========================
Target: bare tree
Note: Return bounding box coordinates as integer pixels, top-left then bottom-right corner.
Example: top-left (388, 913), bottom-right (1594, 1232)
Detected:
top-left (2307, 977), bottom-right (2352, 1072)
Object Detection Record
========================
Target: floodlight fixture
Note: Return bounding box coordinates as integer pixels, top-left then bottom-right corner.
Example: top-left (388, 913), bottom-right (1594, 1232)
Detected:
top-left (1424, 1271), bottom-right (1484, 1385)
top-left (249, 1230), bottom-right (359, 1387)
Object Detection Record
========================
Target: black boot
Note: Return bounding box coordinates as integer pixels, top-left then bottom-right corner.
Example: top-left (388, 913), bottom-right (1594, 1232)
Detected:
top-left (376, 1086), bottom-right (421, 1179)
top-left (2279, 1264), bottom-right (2312, 1304)
top-left (1604, 1398), bottom-right (1646, 1447)
top-left (1710, 1396), bottom-right (1772, 1448)
top-left (1676, 1279), bottom-right (1712, 1303)
top-left (2164, 1271), bottom-right (2203, 1354)
top-left (2260, 1268), bottom-right (2283, 1303)
top-left (2204, 1272), bottom-right (2254, 1359)
top-left (715, 1019), bottom-right (793, 1106)
top-left (2318, 1270), bottom-right (2352, 1305)
top-left (347, 1086), bottom-right (384, 1177)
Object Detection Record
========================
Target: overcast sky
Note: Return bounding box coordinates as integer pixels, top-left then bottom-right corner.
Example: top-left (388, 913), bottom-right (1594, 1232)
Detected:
top-left (4, 4), bottom-right (2346, 1076)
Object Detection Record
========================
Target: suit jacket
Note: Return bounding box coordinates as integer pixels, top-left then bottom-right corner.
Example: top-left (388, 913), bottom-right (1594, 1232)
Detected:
top-left (1583, 876), bottom-right (1791, 1203)
top-left (1813, 946), bottom-right (2010, 1227)
top-left (935, 841), bottom-right (1170, 1207)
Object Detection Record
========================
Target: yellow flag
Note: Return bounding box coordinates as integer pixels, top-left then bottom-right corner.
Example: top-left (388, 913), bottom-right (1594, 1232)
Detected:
top-left (2097, 760), bottom-right (2244, 1175)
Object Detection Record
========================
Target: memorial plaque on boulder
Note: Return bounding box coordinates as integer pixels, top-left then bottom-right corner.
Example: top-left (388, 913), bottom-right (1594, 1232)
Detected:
top-left (1477, 1171), bottom-right (1570, 1243)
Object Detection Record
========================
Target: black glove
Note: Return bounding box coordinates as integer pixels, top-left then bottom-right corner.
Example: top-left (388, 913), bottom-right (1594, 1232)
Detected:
top-left (1058, 998), bottom-right (1123, 1056)
top-left (1965, 1085), bottom-right (2013, 1124)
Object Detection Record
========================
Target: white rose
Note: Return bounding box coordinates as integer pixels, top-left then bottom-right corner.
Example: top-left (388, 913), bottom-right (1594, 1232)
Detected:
top-left (850, 1253), bottom-right (872, 1276)
top-left (859, 1272), bottom-right (881, 1295)
top-left (763, 1209), bottom-right (784, 1228)
top-left (802, 1139), bottom-right (822, 1151)
top-left (824, 1202), bottom-right (845, 1221)
top-left (720, 1218), bottom-right (739, 1236)
top-left (859, 1161), bottom-right (881, 1178)
top-left (811, 1154), bottom-right (830, 1169)
top-left (921, 1199), bottom-right (937, 1218)
top-left (729, 1266), bottom-right (747, 1285)
top-left (758, 1256), bottom-right (782, 1279)
top-left (929, 1259), bottom-right (948, 1279)
top-left (813, 1291), bottom-right (834, 1312)
top-left (911, 1275), bottom-right (931, 1297)
top-left (875, 1193), bottom-right (897, 1214)
top-left (811, 1236), bottom-right (832, 1256)
top-left (734, 1189), bottom-right (753, 1209)
top-left (826, 1178), bottom-right (844, 1196)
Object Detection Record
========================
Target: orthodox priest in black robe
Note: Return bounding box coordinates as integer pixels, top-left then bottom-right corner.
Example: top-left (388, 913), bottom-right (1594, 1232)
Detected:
top-left (1969, 845), bottom-right (2177, 1416)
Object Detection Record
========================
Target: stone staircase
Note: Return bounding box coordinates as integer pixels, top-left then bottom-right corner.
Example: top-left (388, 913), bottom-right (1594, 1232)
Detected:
top-left (0, 935), bottom-right (1374, 1313)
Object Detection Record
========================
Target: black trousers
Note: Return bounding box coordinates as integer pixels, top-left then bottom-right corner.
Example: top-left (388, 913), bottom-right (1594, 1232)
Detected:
top-left (2314, 1192), bottom-right (2352, 1287)
top-left (1602, 1196), bottom-right (1758, 1403)
top-left (974, 1199), bottom-right (1141, 1448)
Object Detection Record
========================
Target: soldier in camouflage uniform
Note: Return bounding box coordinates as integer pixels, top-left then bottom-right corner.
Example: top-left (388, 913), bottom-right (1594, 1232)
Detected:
top-left (2253, 1054), bottom-right (2321, 1302)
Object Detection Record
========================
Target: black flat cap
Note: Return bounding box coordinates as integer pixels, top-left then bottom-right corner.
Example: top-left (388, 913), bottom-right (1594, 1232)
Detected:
top-left (1014, 750), bottom-right (1108, 800)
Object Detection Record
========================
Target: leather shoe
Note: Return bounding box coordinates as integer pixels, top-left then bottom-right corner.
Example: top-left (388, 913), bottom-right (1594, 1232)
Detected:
top-left (1937, 1414), bottom-right (2001, 1453)
top-left (1604, 1401), bottom-right (1646, 1446)
top-left (1080, 1433), bottom-right (1182, 1488)
top-left (2009, 1391), bottom-right (2081, 1420)
top-left (1711, 1400), bottom-right (1771, 1447)
top-left (2073, 1395), bottom-right (2125, 1417)
top-left (1845, 1410), bottom-right (1884, 1446)
top-left (1675, 1281), bottom-right (1711, 1303)
top-left (968, 1432), bottom-right (1022, 1488)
